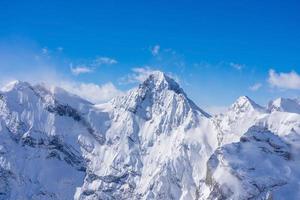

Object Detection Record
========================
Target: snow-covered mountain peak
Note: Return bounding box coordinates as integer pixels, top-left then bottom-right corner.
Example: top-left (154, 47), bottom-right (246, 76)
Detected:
top-left (111, 72), bottom-right (209, 120)
top-left (268, 97), bottom-right (300, 114)
top-left (0, 80), bottom-right (93, 116)
top-left (1, 80), bottom-right (55, 99)
top-left (140, 71), bottom-right (183, 94)
top-left (1, 80), bottom-right (32, 92)
top-left (0, 80), bottom-right (44, 109)
top-left (213, 96), bottom-right (267, 145)
top-left (229, 95), bottom-right (264, 113)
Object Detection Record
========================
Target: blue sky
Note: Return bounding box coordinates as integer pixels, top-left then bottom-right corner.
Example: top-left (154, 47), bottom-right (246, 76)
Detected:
top-left (0, 0), bottom-right (300, 113)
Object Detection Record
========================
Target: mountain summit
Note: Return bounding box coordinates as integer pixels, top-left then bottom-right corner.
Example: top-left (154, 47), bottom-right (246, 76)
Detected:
top-left (229, 96), bottom-right (265, 113)
top-left (112, 72), bottom-right (210, 120)
top-left (140, 71), bottom-right (184, 94)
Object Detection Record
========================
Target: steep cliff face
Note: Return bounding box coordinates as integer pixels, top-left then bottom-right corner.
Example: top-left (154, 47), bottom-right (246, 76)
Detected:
top-left (0, 81), bottom-right (90, 200)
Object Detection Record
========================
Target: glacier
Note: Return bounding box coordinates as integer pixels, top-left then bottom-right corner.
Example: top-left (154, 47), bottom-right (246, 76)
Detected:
top-left (0, 72), bottom-right (299, 199)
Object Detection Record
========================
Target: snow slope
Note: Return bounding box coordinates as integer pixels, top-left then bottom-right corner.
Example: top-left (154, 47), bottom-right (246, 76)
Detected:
top-left (203, 126), bottom-right (300, 199)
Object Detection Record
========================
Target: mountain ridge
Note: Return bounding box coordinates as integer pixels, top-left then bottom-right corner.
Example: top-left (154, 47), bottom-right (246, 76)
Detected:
top-left (0, 73), bottom-right (299, 199)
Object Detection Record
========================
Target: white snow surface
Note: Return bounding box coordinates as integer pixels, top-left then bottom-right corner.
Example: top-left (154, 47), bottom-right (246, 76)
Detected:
top-left (0, 72), bottom-right (299, 200)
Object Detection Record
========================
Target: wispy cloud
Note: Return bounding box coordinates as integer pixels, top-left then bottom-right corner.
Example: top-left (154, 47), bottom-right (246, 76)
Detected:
top-left (230, 62), bottom-right (245, 70)
top-left (205, 105), bottom-right (228, 115)
top-left (0, 41), bottom-right (124, 103)
top-left (1, 77), bottom-right (124, 104)
top-left (121, 67), bottom-right (157, 83)
top-left (93, 56), bottom-right (118, 66)
top-left (193, 61), bottom-right (246, 71)
top-left (148, 45), bottom-right (186, 72)
top-left (42, 47), bottom-right (49, 55)
top-left (70, 56), bottom-right (118, 76)
top-left (151, 45), bottom-right (160, 56)
top-left (120, 66), bottom-right (180, 84)
top-left (70, 65), bottom-right (93, 75)
top-left (0, 65), bottom-right (123, 103)
top-left (249, 83), bottom-right (262, 91)
top-left (268, 69), bottom-right (300, 90)
top-left (60, 81), bottom-right (124, 103)
top-left (57, 46), bottom-right (63, 52)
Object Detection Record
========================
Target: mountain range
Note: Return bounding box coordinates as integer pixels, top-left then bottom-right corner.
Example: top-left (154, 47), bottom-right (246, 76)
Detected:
top-left (0, 71), bottom-right (299, 200)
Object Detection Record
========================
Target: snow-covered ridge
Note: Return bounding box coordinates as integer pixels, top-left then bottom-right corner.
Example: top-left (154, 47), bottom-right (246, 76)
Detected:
top-left (0, 73), bottom-right (299, 200)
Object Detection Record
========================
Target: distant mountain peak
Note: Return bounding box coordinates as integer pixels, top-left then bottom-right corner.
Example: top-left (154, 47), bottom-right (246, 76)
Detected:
top-left (1, 80), bottom-right (92, 110)
top-left (1, 80), bottom-right (32, 92)
top-left (235, 96), bottom-right (256, 105)
top-left (229, 95), bottom-right (265, 113)
top-left (268, 97), bottom-right (300, 114)
top-left (140, 71), bottom-right (184, 95)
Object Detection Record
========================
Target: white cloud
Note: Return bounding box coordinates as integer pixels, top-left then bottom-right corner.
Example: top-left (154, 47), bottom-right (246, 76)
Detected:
top-left (205, 105), bottom-right (228, 115)
top-left (1, 78), bottom-right (124, 104)
top-left (120, 67), bottom-right (180, 84)
top-left (70, 65), bottom-right (93, 75)
top-left (151, 45), bottom-right (160, 56)
top-left (230, 62), bottom-right (244, 70)
top-left (120, 67), bottom-right (158, 84)
top-left (42, 47), bottom-right (49, 55)
top-left (93, 56), bottom-right (118, 66)
top-left (268, 69), bottom-right (300, 90)
top-left (60, 81), bottom-right (124, 103)
top-left (130, 67), bottom-right (157, 82)
top-left (70, 56), bottom-right (118, 76)
top-left (0, 40), bottom-right (124, 103)
top-left (0, 67), bottom-right (124, 104)
top-left (249, 83), bottom-right (262, 91)
top-left (57, 47), bottom-right (63, 52)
